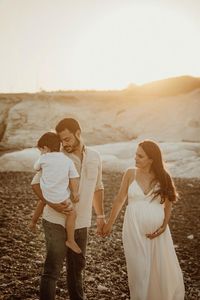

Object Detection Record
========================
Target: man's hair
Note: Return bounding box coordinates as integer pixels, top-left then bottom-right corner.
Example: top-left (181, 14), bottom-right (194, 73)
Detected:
top-left (55, 118), bottom-right (81, 135)
top-left (37, 132), bottom-right (60, 152)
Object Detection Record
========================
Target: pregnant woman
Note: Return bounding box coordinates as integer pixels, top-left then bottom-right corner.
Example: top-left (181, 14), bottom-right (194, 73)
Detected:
top-left (103, 140), bottom-right (185, 300)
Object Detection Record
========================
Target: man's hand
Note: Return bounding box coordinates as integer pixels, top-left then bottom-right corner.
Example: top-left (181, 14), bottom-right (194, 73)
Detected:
top-left (146, 225), bottom-right (166, 239)
top-left (47, 201), bottom-right (73, 215)
top-left (96, 216), bottom-right (106, 236)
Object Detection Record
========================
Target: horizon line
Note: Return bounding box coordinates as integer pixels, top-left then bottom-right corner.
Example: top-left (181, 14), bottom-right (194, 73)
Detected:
top-left (0, 74), bottom-right (199, 95)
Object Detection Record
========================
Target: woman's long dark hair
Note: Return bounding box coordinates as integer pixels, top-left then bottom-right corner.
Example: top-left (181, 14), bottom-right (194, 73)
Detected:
top-left (139, 140), bottom-right (177, 204)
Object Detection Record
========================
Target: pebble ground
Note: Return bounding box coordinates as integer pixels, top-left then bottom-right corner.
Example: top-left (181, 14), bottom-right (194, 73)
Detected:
top-left (0, 172), bottom-right (199, 300)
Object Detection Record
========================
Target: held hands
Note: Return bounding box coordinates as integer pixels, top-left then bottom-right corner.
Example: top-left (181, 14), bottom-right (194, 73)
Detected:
top-left (96, 216), bottom-right (106, 236)
top-left (102, 223), bottom-right (112, 237)
top-left (95, 215), bottom-right (114, 237)
top-left (96, 216), bottom-right (113, 237)
top-left (146, 225), bottom-right (166, 239)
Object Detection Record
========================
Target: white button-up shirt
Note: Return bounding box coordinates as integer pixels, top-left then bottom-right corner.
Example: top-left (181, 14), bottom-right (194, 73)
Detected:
top-left (31, 147), bottom-right (104, 229)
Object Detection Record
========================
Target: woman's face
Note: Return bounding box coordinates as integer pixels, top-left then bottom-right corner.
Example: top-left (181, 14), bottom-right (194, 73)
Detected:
top-left (135, 146), bottom-right (152, 169)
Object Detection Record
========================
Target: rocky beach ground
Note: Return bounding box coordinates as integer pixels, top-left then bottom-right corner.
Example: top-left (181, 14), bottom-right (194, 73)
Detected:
top-left (0, 172), bottom-right (200, 300)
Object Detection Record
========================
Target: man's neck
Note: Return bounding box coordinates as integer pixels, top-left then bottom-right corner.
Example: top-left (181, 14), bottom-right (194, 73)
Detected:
top-left (72, 142), bottom-right (85, 160)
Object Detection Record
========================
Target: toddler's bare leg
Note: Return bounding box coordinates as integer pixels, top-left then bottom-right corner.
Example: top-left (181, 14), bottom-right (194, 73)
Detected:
top-left (65, 209), bottom-right (81, 254)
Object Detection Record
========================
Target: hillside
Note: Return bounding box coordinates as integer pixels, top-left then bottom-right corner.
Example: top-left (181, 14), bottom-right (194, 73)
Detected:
top-left (0, 76), bottom-right (200, 151)
top-left (127, 76), bottom-right (200, 97)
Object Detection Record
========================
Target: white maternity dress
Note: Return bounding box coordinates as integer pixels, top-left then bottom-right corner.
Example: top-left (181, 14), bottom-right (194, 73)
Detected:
top-left (122, 179), bottom-right (185, 300)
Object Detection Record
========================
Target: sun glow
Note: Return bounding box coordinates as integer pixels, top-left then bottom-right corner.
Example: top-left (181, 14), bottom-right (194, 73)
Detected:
top-left (69, 4), bottom-right (200, 89)
top-left (0, 1), bottom-right (199, 92)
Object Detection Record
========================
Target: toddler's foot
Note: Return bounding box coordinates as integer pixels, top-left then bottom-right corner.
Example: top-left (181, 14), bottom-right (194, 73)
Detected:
top-left (66, 240), bottom-right (82, 254)
top-left (28, 222), bottom-right (36, 232)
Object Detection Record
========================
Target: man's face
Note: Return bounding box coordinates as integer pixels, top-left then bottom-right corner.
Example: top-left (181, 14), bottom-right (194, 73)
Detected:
top-left (58, 128), bottom-right (80, 153)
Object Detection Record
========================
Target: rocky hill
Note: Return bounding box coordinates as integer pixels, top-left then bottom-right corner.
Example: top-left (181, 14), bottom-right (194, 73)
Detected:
top-left (127, 75), bottom-right (200, 97)
top-left (0, 76), bottom-right (200, 151)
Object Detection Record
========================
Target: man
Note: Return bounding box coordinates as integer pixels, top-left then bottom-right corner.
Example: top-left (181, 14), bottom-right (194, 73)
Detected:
top-left (31, 118), bottom-right (105, 300)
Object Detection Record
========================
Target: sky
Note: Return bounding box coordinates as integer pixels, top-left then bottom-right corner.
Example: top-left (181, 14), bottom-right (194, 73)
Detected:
top-left (0, 0), bottom-right (200, 92)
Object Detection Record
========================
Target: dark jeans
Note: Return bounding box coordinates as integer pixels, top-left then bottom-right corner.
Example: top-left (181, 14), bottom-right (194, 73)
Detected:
top-left (40, 219), bottom-right (88, 300)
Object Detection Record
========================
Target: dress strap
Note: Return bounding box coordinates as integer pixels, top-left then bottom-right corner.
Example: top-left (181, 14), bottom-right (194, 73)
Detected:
top-left (134, 167), bottom-right (137, 180)
top-left (128, 168), bottom-right (136, 188)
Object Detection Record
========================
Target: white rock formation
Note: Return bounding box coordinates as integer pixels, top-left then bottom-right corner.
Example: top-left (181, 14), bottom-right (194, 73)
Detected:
top-left (0, 90), bottom-right (200, 150)
top-left (0, 142), bottom-right (199, 178)
top-left (0, 89), bottom-right (199, 178)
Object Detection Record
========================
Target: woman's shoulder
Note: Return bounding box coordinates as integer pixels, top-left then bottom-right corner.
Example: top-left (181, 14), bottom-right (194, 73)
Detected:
top-left (124, 167), bottom-right (136, 181)
top-left (124, 167), bottom-right (136, 175)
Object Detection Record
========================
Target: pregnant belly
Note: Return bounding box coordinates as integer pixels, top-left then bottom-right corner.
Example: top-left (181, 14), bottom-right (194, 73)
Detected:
top-left (128, 201), bottom-right (164, 235)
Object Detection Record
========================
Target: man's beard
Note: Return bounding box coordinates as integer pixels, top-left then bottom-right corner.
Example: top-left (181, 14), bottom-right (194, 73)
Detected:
top-left (63, 136), bottom-right (80, 153)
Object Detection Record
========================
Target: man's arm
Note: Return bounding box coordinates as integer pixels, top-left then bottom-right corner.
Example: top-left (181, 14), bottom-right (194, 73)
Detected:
top-left (93, 189), bottom-right (104, 215)
top-left (93, 153), bottom-right (105, 235)
top-left (93, 189), bottom-right (105, 235)
top-left (32, 184), bottom-right (71, 214)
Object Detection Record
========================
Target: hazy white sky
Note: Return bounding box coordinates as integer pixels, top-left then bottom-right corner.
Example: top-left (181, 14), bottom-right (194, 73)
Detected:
top-left (0, 0), bottom-right (200, 92)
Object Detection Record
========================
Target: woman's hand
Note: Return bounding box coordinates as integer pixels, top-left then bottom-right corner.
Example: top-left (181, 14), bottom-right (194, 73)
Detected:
top-left (146, 225), bottom-right (166, 239)
top-left (102, 223), bottom-right (112, 237)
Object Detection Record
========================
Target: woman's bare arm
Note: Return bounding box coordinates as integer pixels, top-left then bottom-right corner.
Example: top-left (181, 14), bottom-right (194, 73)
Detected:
top-left (146, 198), bottom-right (172, 239)
top-left (103, 169), bottom-right (133, 235)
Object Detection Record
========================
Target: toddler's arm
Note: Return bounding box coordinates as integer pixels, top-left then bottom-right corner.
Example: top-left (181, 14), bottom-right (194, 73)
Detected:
top-left (69, 178), bottom-right (79, 203)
